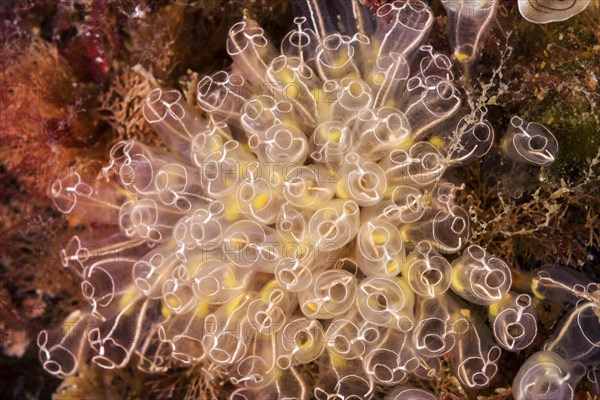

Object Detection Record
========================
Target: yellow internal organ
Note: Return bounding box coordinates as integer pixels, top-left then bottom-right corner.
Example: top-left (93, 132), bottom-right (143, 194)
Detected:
top-left (252, 192), bottom-right (269, 210)
top-left (371, 230), bottom-right (389, 246)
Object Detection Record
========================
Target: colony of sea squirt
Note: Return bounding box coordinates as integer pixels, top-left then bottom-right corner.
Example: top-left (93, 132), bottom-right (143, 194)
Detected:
top-left (38, 1), bottom-right (600, 399)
